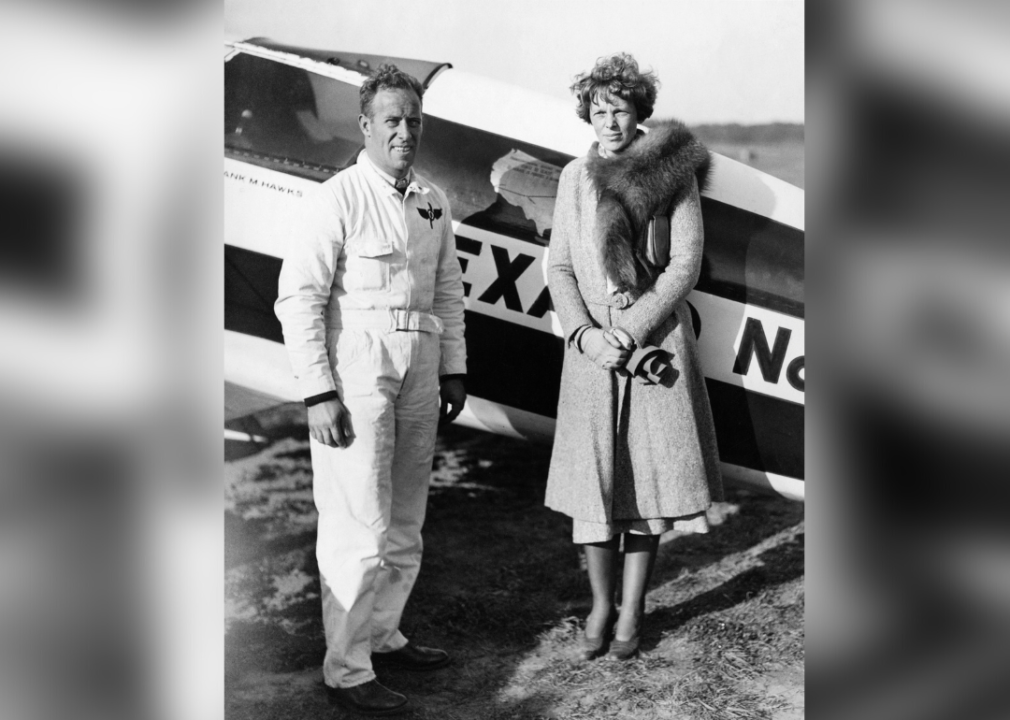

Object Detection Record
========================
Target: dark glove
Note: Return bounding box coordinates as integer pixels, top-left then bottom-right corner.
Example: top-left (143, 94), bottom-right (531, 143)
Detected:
top-left (625, 345), bottom-right (674, 385)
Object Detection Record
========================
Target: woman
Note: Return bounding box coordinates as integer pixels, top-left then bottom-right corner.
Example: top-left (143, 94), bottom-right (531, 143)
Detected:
top-left (545, 53), bottom-right (722, 660)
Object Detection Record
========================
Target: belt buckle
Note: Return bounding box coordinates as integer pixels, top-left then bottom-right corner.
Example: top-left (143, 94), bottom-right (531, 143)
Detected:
top-left (393, 309), bottom-right (418, 331)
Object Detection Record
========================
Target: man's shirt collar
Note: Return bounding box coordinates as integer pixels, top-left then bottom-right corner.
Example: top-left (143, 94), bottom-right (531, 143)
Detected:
top-left (357, 150), bottom-right (428, 197)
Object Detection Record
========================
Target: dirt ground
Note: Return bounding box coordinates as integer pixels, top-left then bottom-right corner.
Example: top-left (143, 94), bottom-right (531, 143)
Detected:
top-left (226, 405), bottom-right (804, 719)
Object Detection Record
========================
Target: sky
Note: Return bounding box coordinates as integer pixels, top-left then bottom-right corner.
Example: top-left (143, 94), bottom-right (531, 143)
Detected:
top-left (225, 0), bottom-right (804, 126)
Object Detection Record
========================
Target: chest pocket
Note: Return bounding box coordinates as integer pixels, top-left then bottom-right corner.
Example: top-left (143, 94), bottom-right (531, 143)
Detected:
top-left (344, 237), bottom-right (392, 292)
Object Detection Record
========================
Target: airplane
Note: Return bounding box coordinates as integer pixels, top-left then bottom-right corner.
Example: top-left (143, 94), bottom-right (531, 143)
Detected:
top-left (224, 38), bottom-right (805, 502)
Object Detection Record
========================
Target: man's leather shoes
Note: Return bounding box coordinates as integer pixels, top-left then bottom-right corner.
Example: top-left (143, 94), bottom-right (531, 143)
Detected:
top-left (372, 643), bottom-right (451, 671)
top-left (326, 680), bottom-right (409, 716)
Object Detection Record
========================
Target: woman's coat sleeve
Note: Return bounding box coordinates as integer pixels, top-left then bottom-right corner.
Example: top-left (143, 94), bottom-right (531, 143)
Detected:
top-left (619, 177), bottom-right (703, 344)
top-left (547, 164), bottom-right (594, 344)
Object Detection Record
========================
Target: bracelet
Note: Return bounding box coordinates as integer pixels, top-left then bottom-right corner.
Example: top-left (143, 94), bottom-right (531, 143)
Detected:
top-left (572, 325), bottom-right (592, 353)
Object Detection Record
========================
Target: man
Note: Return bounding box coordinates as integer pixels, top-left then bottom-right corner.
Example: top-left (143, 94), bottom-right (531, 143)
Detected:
top-left (274, 64), bottom-right (466, 716)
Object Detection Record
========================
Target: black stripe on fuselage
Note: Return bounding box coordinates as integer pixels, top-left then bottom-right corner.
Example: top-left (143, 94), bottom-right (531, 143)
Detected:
top-left (225, 244), bottom-right (284, 344)
top-left (697, 198), bottom-right (804, 319)
top-left (704, 379), bottom-right (804, 480)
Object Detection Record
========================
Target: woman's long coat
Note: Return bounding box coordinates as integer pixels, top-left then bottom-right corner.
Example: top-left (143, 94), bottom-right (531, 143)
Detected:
top-left (544, 136), bottom-right (723, 525)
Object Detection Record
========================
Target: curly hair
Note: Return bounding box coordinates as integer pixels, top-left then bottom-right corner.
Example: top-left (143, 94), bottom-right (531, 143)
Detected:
top-left (359, 63), bottom-right (424, 116)
top-left (571, 53), bottom-right (659, 123)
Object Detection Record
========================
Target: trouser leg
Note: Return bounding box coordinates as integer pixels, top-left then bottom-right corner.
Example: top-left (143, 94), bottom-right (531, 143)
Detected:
top-left (312, 330), bottom-right (397, 689)
top-left (372, 332), bottom-right (441, 652)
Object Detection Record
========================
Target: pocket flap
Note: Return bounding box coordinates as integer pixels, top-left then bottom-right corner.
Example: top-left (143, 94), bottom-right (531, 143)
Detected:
top-left (351, 239), bottom-right (392, 258)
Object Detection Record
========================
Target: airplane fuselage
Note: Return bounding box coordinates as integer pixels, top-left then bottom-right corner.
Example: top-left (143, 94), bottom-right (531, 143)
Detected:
top-left (224, 39), bottom-right (805, 500)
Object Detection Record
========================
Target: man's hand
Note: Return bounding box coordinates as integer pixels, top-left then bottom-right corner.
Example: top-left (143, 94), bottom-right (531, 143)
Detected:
top-left (581, 328), bottom-right (630, 371)
top-left (307, 398), bottom-right (354, 448)
top-left (439, 378), bottom-right (466, 426)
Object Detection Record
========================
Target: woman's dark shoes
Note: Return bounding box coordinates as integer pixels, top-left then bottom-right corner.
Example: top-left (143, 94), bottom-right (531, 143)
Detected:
top-left (579, 631), bottom-right (607, 661)
top-left (580, 610), bottom-right (618, 660)
top-left (607, 634), bottom-right (640, 660)
top-left (609, 612), bottom-right (642, 660)
top-left (372, 642), bottom-right (451, 671)
top-left (326, 679), bottom-right (410, 716)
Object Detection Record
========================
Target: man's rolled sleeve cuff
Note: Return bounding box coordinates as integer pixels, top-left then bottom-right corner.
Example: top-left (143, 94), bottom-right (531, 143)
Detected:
top-left (304, 390), bottom-right (340, 407)
top-left (439, 374), bottom-right (466, 386)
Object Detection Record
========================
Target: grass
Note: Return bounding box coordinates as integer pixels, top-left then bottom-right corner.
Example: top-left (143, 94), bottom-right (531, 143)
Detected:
top-left (226, 408), bottom-right (804, 719)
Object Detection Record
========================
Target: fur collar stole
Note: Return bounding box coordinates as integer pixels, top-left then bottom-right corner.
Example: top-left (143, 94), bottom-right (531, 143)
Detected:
top-left (585, 119), bottom-right (711, 294)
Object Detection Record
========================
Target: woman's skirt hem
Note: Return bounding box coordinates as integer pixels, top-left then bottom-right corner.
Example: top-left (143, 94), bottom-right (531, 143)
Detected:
top-left (571, 511), bottom-right (710, 544)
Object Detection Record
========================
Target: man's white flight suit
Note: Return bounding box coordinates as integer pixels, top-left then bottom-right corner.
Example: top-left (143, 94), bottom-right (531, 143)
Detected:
top-left (275, 150), bottom-right (466, 690)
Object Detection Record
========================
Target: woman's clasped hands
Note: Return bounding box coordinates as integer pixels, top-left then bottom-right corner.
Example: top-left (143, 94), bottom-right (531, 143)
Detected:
top-left (581, 326), bottom-right (637, 371)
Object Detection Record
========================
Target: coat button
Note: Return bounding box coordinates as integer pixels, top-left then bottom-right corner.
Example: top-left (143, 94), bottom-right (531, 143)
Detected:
top-left (614, 293), bottom-right (629, 309)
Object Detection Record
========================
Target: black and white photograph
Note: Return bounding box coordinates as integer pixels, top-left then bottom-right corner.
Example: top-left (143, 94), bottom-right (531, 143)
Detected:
top-left (224, 2), bottom-right (804, 718)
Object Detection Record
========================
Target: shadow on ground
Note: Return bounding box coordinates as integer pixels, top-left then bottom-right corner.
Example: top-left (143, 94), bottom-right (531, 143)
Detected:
top-left (225, 409), bottom-right (803, 719)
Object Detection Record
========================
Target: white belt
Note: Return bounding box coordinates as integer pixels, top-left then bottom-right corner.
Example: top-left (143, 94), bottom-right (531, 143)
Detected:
top-left (328, 309), bottom-right (444, 334)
